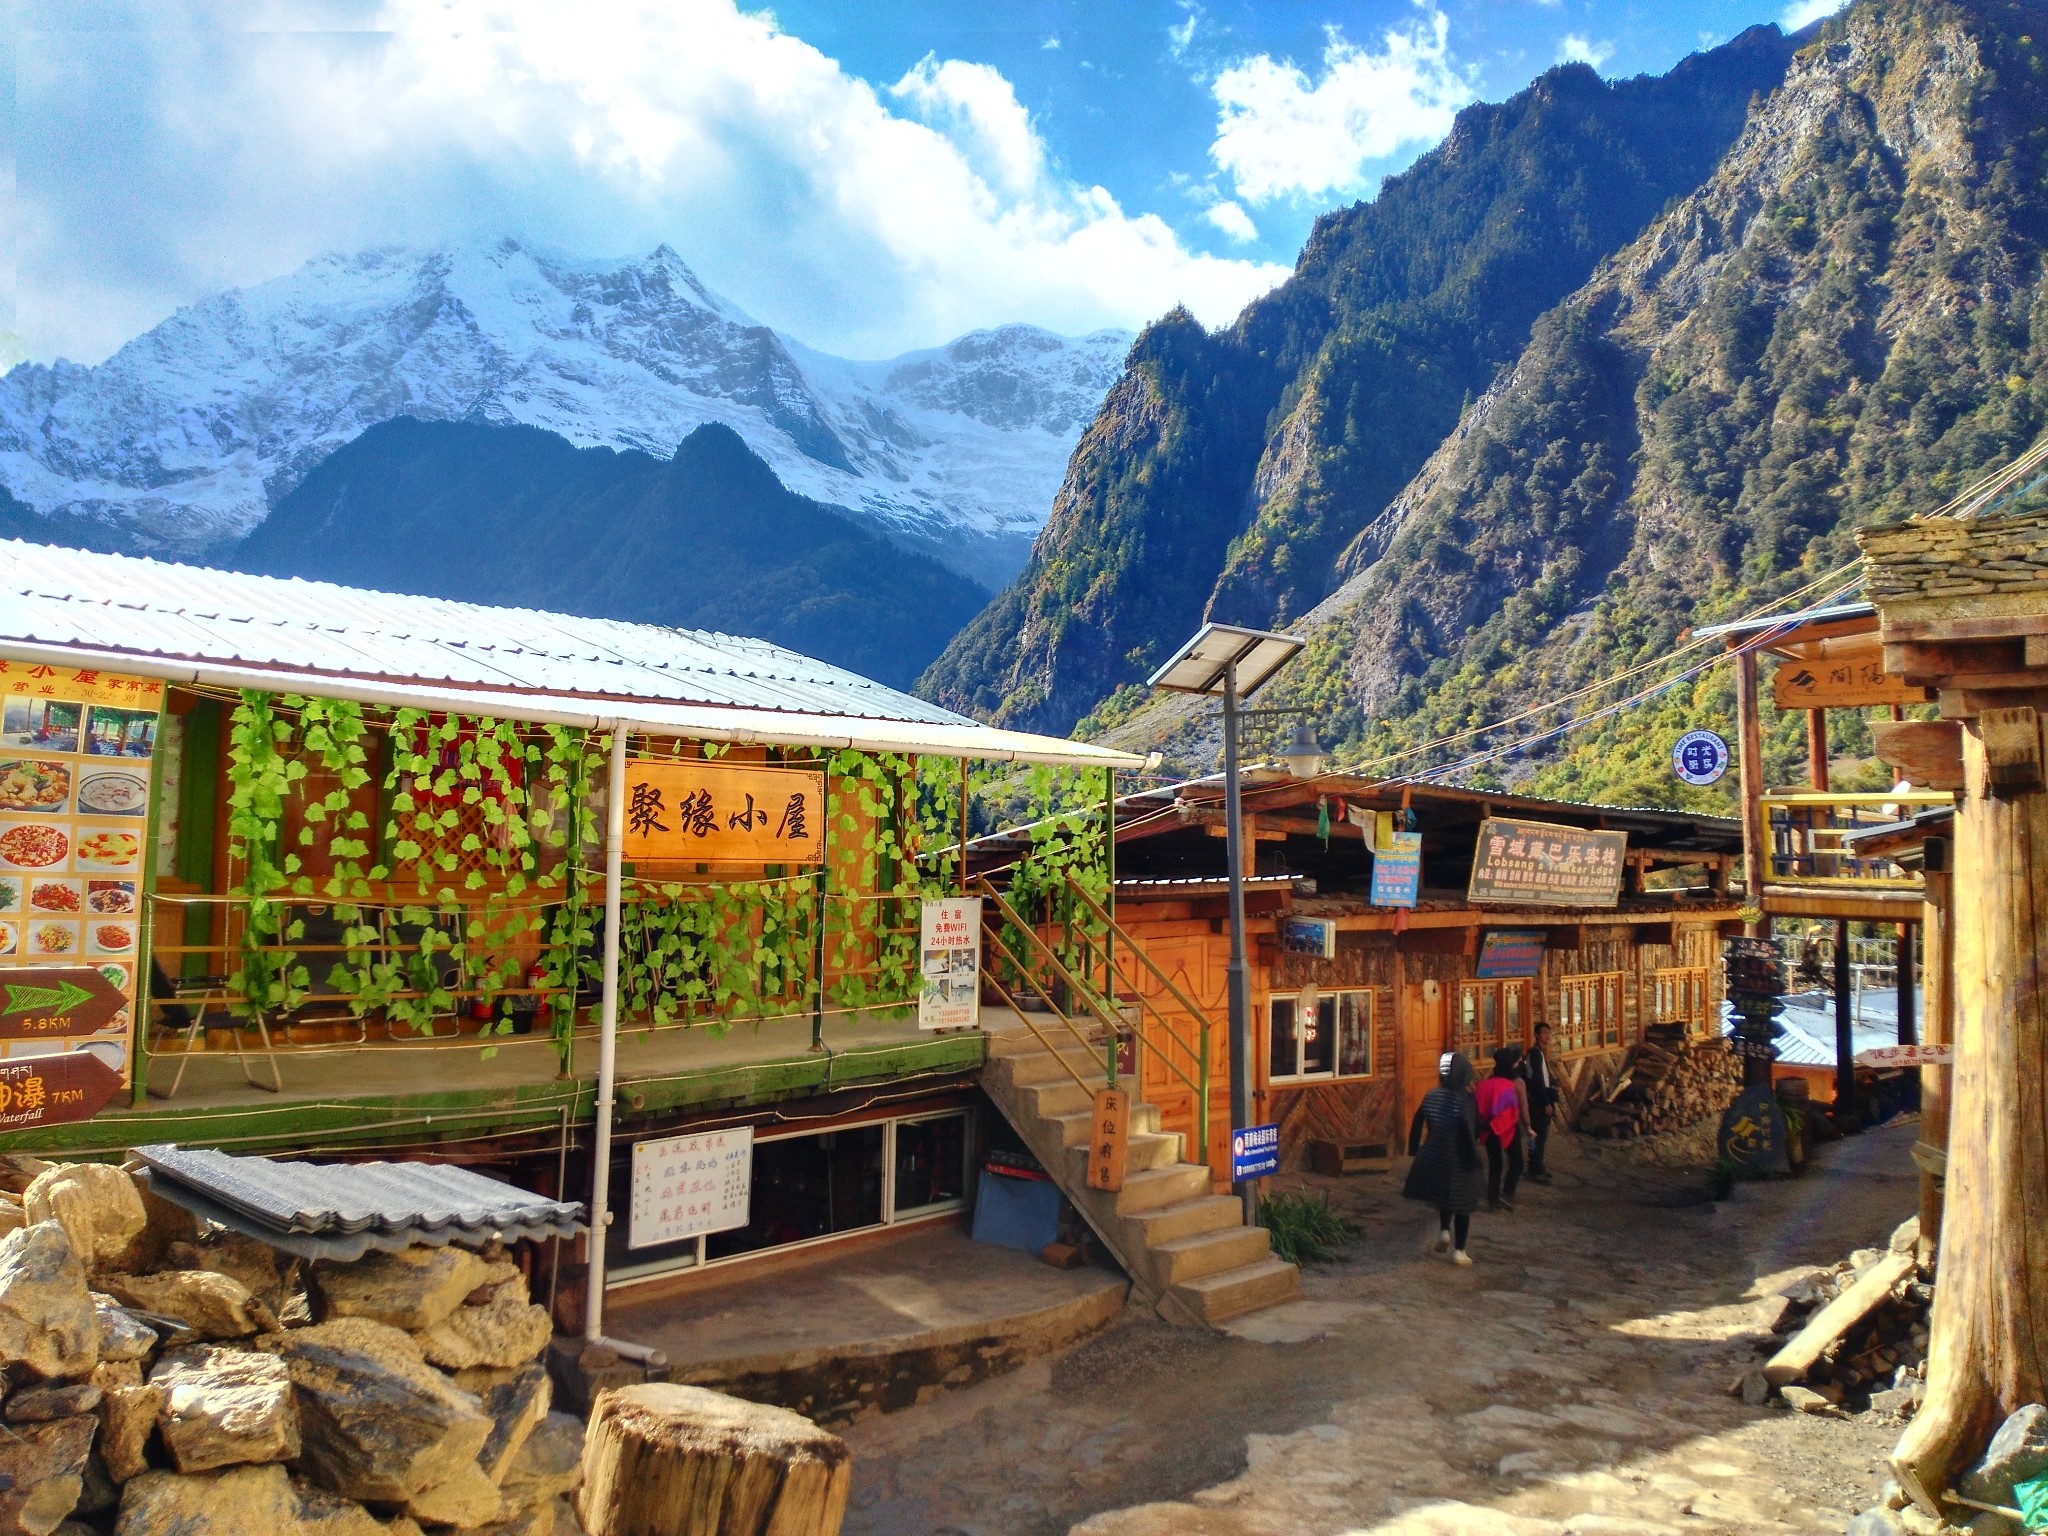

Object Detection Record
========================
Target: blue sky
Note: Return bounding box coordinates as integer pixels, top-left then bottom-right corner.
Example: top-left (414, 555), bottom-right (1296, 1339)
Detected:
top-left (9, 0), bottom-right (1845, 367)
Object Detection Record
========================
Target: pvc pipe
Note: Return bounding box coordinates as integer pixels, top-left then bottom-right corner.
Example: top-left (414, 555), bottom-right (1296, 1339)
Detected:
top-left (583, 723), bottom-right (628, 1344)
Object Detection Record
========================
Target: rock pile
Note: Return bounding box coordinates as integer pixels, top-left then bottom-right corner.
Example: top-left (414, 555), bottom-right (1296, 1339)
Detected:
top-left (0, 1155), bottom-right (584, 1536)
top-left (1576, 1026), bottom-right (1743, 1139)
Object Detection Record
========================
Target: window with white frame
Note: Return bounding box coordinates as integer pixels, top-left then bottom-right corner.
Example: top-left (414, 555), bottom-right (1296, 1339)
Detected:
top-left (1267, 990), bottom-right (1373, 1082)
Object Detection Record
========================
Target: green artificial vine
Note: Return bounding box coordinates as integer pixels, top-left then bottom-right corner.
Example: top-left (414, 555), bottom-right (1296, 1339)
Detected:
top-left (223, 692), bottom-right (310, 1018)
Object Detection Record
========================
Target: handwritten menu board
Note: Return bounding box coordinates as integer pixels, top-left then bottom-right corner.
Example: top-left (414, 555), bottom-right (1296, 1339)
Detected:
top-left (629, 1127), bottom-right (754, 1248)
top-left (0, 661), bottom-right (162, 1084)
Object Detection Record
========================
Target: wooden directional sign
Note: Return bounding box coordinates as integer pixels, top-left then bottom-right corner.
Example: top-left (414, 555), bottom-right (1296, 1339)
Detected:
top-left (0, 1050), bottom-right (123, 1131)
top-left (1773, 649), bottom-right (1928, 709)
top-left (1855, 1043), bottom-right (1955, 1069)
top-left (1086, 1087), bottom-right (1130, 1192)
top-left (0, 967), bottom-right (127, 1043)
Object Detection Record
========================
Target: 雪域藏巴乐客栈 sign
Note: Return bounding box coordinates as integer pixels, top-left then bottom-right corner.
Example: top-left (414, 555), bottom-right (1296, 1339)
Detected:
top-left (1467, 817), bottom-right (1627, 908)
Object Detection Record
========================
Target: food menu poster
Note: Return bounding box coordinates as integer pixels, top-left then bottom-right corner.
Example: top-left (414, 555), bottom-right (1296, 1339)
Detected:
top-left (630, 1127), bottom-right (754, 1248)
top-left (0, 662), bottom-right (161, 1079)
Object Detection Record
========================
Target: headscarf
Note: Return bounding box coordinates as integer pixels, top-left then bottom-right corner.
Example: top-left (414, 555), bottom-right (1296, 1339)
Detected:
top-left (1439, 1051), bottom-right (1474, 1091)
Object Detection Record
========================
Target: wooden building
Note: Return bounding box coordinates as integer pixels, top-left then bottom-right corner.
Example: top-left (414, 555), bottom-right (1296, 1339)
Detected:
top-left (994, 772), bottom-right (1746, 1179)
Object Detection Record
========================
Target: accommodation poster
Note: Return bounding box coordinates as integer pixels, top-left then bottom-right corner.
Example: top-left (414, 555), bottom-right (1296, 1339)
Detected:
top-left (0, 661), bottom-right (163, 1089)
top-left (918, 896), bottom-right (981, 1030)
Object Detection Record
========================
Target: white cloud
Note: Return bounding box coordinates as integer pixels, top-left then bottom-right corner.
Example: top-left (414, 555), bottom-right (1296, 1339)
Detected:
top-left (1204, 200), bottom-right (1257, 243)
top-left (13, 0), bottom-right (1289, 364)
top-left (1557, 33), bottom-right (1614, 68)
top-left (1781, 0), bottom-right (1848, 28)
top-left (1208, 12), bottom-right (1472, 205)
top-left (1168, 4), bottom-right (1202, 63)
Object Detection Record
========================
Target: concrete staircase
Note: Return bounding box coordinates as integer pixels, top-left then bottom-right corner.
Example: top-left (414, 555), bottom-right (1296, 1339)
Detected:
top-left (980, 1020), bottom-right (1301, 1327)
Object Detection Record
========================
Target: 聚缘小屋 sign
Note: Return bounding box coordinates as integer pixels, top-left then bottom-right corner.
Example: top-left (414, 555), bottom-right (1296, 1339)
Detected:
top-left (0, 1050), bottom-right (124, 1131)
top-left (1474, 931), bottom-right (1545, 980)
top-left (619, 760), bottom-right (825, 865)
top-left (0, 660), bottom-right (163, 1094)
top-left (1772, 649), bottom-right (1926, 710)
top-left (1369, 831), bottom-right (1422, 908)
top-left (918, 896), bottom-right (982, 1030)
top-left (1467, 817), bottom-right (1627, 908)
top-left (629, 1126), bottom-right (754, 1248)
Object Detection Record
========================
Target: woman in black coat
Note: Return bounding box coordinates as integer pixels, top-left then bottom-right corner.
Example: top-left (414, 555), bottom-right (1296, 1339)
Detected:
top-left (1403, 1051), bottom-right (1485, 1263)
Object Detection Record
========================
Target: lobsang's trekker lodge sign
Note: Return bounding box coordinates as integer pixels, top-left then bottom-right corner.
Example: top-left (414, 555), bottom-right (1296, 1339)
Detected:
top-left (1467, 816), bottom-right (1628, 908)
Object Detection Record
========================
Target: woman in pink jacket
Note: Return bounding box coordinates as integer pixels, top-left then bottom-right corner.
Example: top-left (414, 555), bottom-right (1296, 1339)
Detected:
top-left (1475, 1044), bottom-right (1532, 1212)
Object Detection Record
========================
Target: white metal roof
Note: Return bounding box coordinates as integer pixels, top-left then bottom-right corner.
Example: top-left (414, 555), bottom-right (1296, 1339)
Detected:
top-left (0, 541), bottom-right (1140, 768)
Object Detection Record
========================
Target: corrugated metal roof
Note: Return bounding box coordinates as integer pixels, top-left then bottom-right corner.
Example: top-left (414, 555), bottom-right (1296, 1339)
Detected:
top-left (1720, 993), bottom-right (1910, 1069)
top-left (1692, 601), bottom-right (1875, 643)
top-left (0, 542), bottom-right (1142, 767)
top-left (134, 1143), bottom-right (585, 1262)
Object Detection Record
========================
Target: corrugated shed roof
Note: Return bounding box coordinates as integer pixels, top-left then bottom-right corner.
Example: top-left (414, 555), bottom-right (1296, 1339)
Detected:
top-left (0, 540), bottom-right (956, 724)
top-left (1720, 993), bottom-right (1910, 1069)
top-left (134, 1143), bottom-right (585, 1262)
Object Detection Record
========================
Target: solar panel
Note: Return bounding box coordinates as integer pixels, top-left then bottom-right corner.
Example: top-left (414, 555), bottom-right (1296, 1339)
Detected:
top-left (1146, 623), bottom-right (1306, 697)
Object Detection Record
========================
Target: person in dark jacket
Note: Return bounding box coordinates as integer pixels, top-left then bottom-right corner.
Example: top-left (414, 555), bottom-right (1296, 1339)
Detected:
top-left (1476, 1044), bottom-right (1530, 1212)
top-left (1524, 1021), bottom-right (1560, 1183)
top-left (1404, 1050), bottom-right (1484, 1264)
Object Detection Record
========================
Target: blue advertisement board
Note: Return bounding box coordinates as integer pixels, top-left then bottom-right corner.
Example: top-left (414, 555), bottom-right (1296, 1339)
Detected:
top-left (1370, 831), bottom-right (1421, 908)
top-left (1231, 1123), bottom-right (1280, 1182)
top-left (1475, 930), bottom-right (1546, 979)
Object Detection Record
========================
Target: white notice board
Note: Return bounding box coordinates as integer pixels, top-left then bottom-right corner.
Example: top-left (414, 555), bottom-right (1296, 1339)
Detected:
top-left (918, 896), bottom-right (982, 1031)
top-left (629, 1127), bottom-right (753, 1249)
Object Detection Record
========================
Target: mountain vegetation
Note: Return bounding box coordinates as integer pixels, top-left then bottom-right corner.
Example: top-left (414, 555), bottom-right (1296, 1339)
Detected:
top-left (918, 22), bottom-right (1802, 734)
top-left (228, 417), bottom-right (988, 690)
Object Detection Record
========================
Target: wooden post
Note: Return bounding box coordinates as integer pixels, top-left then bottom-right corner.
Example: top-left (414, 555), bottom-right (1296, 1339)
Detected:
top-left (1807, 709), bottom-right (1831, 790)
top-left (1918, 851), bottom-right (1952, 1269)
top-left (1834, 919), bottom-right (1856, 1122)
top-left (1735, 648), bottom-right (1768, 933)
top-left (580, 1383), bottom-right (851, 1536)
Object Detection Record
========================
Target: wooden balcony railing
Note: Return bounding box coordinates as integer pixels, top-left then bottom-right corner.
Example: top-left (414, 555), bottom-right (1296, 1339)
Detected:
top-left (1761, 791), bottom-right (1954, 888)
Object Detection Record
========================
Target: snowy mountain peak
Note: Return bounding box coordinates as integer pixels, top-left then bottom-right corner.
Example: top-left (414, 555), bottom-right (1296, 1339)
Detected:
top-left (0, 238), bottom-right (1131, 584)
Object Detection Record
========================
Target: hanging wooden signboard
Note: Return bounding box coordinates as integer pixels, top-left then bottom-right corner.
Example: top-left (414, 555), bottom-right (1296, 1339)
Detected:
top-left (619, 760), bottom-right (826, 865)
top-left (1773, 650), bottom-right (1928, 709)
top-left (0, 967), bottom-right (127, 1042)
top-left (1467, 817), bottom-right (1627, 908)
top-left (1086, 1087), bottom-right (1130, 1192)
top-left (0, 1050), bottom-right (123, 1131)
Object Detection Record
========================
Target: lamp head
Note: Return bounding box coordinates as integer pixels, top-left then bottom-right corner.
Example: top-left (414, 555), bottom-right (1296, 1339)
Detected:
top-left (1280, 721), bottom-right (1325, 779)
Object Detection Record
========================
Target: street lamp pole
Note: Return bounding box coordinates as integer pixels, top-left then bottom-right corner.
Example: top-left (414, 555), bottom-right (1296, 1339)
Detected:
top-left (1220, 661), bottom-right (1253, 1221)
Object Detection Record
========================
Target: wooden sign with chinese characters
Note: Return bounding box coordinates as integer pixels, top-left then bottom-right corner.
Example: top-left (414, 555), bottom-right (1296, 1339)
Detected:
top-left (0, 967), bottom-right (127, 1042)
top-left (1467, 818), bottom-right (1627, 908)
top-left (1773, 649), bottom-right (1927, 709)
top-left (0, 1050), bottom-right (123, 1131)
top-left (1086, 1087), bottom-right (1129, 1192)
top-left (619, 760), bottom-right (825, 865)
top-left (629, 1126), bottom-right (754, 1248)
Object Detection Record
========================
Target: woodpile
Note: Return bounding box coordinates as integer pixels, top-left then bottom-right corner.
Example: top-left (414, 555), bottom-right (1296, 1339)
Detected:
top-left (0, 1154), bottom-right (585, 1536)
top-left (1575, 1025), bottom-right (1743, 1139)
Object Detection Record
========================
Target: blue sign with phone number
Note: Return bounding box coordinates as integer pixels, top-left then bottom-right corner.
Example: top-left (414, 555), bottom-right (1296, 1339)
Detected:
top-left (1231, 1123), bottom-right (1280, 1181)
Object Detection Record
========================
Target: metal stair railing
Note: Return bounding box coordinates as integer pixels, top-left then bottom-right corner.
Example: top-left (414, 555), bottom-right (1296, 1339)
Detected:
top-left (1057, 871), bottom-right (1213, 1169)
top-left (974, 878), bottom-right (1117, 1094)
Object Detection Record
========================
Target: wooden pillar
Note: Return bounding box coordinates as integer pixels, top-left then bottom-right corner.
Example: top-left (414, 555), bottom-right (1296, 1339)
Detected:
top-left (1892, 713), bottom-right (2048, 1510)
top-left (1834, 918), bottom-right (1856, 1121)
top-left (1735, 648), bottom-right (1767, 933)
top-left (1918, 851), bottom-right (1952, 1269)
top-left (1807, 709), bottom-right (1831, 790)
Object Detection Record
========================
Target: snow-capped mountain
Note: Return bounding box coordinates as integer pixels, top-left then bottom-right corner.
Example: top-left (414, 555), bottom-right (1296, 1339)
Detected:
top-left (0, 238), bottom-right (1132, 584)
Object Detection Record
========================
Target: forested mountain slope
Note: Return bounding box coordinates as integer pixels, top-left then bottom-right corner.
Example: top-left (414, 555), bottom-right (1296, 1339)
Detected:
top-left (918, 23), bottom-right (1802, 733)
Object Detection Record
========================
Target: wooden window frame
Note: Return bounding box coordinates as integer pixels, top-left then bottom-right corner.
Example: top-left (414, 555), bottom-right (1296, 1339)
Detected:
top-left (1454, 979), bottom-right (1533, 1062)
top-left (1650, 965), bottom-right (1712, 1036)
top-left (1557, 971), bottom-right (1628, 1055)
top-left (1266, 989), bottom-right (1375, 1084)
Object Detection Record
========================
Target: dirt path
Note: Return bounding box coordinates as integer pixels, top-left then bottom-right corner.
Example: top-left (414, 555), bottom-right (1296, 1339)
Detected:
top-left (838, 1121), bottom-right (1920, 1535)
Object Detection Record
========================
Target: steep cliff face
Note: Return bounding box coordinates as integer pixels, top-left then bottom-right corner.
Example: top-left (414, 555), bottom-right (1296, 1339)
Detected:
top-left (1271, 0), bottom-right (2048, 804)
top-left (919, 24), bottom-right (1802, 734)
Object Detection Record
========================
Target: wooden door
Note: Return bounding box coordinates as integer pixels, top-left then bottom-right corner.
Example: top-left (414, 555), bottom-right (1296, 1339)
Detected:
top-left (1402, 982), bottom-right (1448, 1124)
top-left (1133, 934), bottom-right (1230, 1181)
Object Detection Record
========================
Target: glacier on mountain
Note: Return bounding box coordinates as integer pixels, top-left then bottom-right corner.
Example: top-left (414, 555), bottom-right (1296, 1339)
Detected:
top-left (0, 238), bottom-right (1131, 585)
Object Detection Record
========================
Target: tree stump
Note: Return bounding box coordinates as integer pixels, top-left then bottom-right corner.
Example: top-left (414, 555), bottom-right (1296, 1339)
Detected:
top-left (579, 1383), bottom-right (851, 1536)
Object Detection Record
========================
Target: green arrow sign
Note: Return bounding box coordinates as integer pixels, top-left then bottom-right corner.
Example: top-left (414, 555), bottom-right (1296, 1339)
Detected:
top-left (4, 980), bottom-right (94, 1015)
top-left (0, 966), bottom-right (127, 1042)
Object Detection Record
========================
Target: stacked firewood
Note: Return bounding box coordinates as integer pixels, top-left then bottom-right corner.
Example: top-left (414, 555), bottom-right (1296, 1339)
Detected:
top-left (1575, 1024), bottom-right (1743, 1139)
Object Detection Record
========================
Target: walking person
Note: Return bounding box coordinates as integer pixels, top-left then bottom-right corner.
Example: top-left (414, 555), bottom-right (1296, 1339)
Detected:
top-left (1476, 1044), bottom-right (1529, 1211)
top-left (1524, 1020), bottom-right (1559, 1185)
top-left (1403, 1051), bottom-right (1484, 1264)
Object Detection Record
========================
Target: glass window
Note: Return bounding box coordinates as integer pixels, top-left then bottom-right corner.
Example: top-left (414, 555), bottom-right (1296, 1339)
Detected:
top-left (893, 1114), bottom-right (968, 1216)
top-left (706, 1124), bottom-right (885, 1261)
top-left (1269, 997), bottom-right (1301, 1080)
top-left (1270, 991), bottom-right (1372, 1081)
top-left (1337, 993), bottom-right (1371, 1076)
top-left (1301, 996), bottom-right (1335, 1076)
top-left (1504, 985), bottom-right (1523, 1045)
top-left (1480, 989), bottom-right (1499, 1050)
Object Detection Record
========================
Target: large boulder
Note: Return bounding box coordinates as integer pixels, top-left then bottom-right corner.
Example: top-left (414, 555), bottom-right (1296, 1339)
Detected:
top-left (0, 1413), bottom-right (96, 1535)
top-left (100, 1382), bottom-right (165, 1482)
top-left (91, 1294), bottom-right (159, 1363)
top-left (461, 1362), bottom-right (552, 1483)
top-left (414, 1286), bottom-right (552, 1372)
top-left (114, 1464), bottom-right (390, 1535)
top-left (23, 1165), bottom-right (146, 1271)
top-left (255, 1318), bottom-right (492, 1514)
top-left (310, 1245), bottom-right (491, 1332)
top-left (6, 1381), bottom-right (103, 1423)
top-left (500, 1412), bottom-right (584, 1507)
top-left (152, 1344), bottom-right (301, 1474)
top-left (107, 1180), bottom-right (200, 1276)
top-left (102, 1270), bottom-right (279, 1341)
top-left (0, 1222), bottom-right (98, 1379)
top-left (1961, 1403), bottom-right (2048, 1509)
top-left (167, 1236), bottom-right (291, 1317)
top-left (406, 1458), bottom-right (505, 1527)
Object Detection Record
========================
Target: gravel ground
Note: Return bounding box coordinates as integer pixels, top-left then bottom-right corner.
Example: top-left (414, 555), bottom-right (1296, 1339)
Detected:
top-left (837, 1119), bottom-right (1921, 1536)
